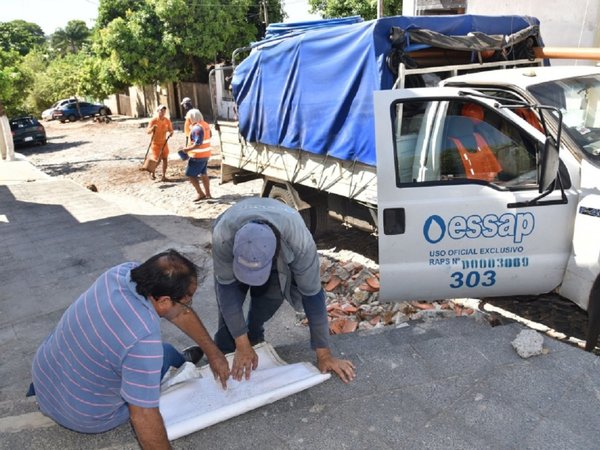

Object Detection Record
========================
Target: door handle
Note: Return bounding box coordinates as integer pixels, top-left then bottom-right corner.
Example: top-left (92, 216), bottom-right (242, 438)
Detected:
top-left (383, 208), bottom-right (405, 235)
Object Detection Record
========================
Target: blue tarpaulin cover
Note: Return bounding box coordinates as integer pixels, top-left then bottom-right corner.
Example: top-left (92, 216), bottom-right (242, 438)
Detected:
top-left (232, 15), bottom-right (540, 166)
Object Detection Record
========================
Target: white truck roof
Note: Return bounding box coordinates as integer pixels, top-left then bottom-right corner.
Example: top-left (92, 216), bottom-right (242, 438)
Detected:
top-left (442, 65), bottom-right (600, 89)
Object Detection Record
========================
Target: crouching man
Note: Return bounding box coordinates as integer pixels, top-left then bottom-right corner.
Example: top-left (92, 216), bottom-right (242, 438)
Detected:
top-left (30, 249), bottom-right (229, 449)
top-left (211, 197), bottom-right (356, 383)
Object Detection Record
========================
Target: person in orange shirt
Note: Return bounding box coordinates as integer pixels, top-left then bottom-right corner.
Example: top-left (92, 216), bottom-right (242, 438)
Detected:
top-left (179, 109), bottom-right (212, 201)
top-left (146, 105), bottom-right (174, 181)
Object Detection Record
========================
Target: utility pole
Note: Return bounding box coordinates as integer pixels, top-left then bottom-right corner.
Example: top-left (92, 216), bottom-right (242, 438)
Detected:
top-left (262, 0), bottom-right (269, 26)
top-left (377, 0), bottom-right (384, 18)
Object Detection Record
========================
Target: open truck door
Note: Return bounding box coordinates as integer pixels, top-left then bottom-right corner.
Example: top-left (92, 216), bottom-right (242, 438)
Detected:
top-left (558, 158), bottom-right (600, 349)
top-left (374, 88), bottom-right (578, 302)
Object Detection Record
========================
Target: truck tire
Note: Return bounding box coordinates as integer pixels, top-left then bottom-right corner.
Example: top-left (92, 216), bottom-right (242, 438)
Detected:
top-left (268, 186), bottom-right (312, 231)
top-left (585, 275), bottom-right (600, 352)
top-left (67, 114), bottom-right (76, 122)
top-left (99, 107), bottom-right (107, 116)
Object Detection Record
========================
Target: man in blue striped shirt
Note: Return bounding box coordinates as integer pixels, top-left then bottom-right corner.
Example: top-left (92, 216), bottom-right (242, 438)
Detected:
top-left (31, 249), bottom-right (229, 448)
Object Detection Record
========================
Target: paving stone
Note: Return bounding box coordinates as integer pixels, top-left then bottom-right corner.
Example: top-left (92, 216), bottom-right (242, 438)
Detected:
top-left (410, 335), bottom-right (495, 379)
top-left (2, 176), bottom-right (599, 450)
top-left (524, 418), bottom-right (599, 450)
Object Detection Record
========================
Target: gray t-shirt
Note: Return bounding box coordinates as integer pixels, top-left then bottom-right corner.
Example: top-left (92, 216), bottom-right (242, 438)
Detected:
top-left (212, 198), bottom-right (328, 348)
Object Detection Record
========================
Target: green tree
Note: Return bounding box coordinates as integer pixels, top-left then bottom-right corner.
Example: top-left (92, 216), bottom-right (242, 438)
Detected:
top-left (20, 49), bottom-right (51, 114)
top-left (0, 49), bottom-right (33, 116)
top-left (97, 0), bottom-right (146, 28)
top-left (154, 0), bottom-right (261, 81)
top-left (95, 2), bottom-right (176, 86)
top-left (0, 20), bottom-right (46, 56)
top-left (94, 0), bottom-right (284, 85)
top-left (50, 20), bottom-right (92, 56)
top-left (308, 0), bottom-right (403, 20)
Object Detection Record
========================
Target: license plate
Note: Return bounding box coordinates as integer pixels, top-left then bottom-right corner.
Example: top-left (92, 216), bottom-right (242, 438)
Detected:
top-left (24, 136), bottom-right (33, 142)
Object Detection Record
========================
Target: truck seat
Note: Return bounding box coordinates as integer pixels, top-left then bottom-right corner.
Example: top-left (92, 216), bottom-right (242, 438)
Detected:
top-left (443, 116), bottom-right (502, 182)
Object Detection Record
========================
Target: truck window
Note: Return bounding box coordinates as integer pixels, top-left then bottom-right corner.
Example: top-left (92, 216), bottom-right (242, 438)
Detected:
top-left (528, 75), bottom-right (600, 167)
top-left (392, 99), bottom-right (538, 188)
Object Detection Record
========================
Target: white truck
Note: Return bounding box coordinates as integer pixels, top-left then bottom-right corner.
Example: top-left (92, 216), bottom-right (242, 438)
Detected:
top-left (213, 15), bottom-right (600, 351)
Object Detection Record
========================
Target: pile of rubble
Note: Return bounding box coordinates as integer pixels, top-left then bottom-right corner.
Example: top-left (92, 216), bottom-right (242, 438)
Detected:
top-left (312, 252), bottom-right (476, 335)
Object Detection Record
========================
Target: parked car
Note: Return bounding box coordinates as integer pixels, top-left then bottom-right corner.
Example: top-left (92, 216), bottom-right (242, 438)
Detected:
top-left (52, 101), bottom-right (111, 122)
top-left (41, 98), bottom-right (78, 121)
top-left (10, 116), bottom-right (47, 146)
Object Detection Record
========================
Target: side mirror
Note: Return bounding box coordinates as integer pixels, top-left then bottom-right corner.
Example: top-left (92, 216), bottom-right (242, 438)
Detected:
top-left (539, 136), bottom-right (560, 193)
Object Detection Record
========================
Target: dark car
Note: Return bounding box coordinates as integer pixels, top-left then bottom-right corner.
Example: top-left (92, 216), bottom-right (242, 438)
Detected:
top-left (10, 116), bottom-right (47, 146)
top-left (52, 101), bottom-right (111, 122)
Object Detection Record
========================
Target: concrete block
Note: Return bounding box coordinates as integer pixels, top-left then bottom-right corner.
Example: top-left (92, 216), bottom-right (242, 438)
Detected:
top-left (512, 329), bottom-right (544, 358)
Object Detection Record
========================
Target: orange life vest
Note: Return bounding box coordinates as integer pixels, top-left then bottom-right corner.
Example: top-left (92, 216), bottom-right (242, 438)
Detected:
top-left (515, 108), bottom-right (543, 132)
top-left (188, 121), bottom-right (212, 159)
top-left (451, 134), bottom-right (502, 182)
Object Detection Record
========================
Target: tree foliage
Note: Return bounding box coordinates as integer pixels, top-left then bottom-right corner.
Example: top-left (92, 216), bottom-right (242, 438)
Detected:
top-left (95, 0), bottom-right (283, 83)
top-left (1, 0), bottom-right (288, 117)
top-left (96, 4), bottom-right (177, 86)
top-left (50, 20), bottom-right (92, 56)
top-left (308, 0), bottom-right (403, 20)
top-left (0, 49), bottom-right (32, 116)
top-left (0, 20), bottom-right (46, 55)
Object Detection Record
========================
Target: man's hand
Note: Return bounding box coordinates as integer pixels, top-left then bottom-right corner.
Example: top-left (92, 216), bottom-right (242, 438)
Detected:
top-left (316, 348), bottom-right (356, 383)
top-left (206, 350), bottom-right (230, 389)
top-left (232, 335), bottom-right (258, 381)
top-left (166, 307), bottom-right (230, 388)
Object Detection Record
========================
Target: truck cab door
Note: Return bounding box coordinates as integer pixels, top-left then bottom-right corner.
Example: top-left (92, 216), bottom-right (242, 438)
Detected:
top-left (558, 159), bottom-right (600, 310)
top-left (374, 88), bottom-right (578, 302)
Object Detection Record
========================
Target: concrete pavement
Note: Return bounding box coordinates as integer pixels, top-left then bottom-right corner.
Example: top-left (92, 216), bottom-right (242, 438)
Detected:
top-left (0, 157), bottom-right (598, 449)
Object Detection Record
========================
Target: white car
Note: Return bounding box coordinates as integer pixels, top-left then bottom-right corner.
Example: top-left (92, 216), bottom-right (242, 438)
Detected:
top-left (41, 98), bottom-right (78, 121)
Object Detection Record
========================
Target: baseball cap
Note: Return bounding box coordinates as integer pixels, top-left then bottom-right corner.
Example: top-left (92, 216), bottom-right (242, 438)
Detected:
top-left (157, 104), bottom-right (167, 112)
top-left (233, 222), bottom-right (277, 286)
top-left (181, 97), bottom-right (192, 105)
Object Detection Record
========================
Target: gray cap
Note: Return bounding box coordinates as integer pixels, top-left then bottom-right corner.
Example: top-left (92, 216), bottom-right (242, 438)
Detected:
top-left (232, 223), bottom-right (277, 286)
top-left (181, 97), bottom-right (192, 106)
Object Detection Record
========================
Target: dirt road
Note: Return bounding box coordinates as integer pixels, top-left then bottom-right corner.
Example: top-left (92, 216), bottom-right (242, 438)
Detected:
top-left (24, 117), bottom-right (263, 222)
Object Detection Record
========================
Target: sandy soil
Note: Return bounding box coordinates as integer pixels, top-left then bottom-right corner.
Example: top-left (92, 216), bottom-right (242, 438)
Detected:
top-left (24, 117), bottom-right (263, 222)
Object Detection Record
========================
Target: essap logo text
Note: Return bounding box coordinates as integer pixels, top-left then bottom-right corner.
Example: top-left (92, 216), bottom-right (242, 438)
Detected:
top-left (423, 212), bottom-right (535, 244)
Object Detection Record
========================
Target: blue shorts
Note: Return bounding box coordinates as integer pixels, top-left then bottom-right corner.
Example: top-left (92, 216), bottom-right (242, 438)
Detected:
top-left (185, 158), bottom-right (209, 177)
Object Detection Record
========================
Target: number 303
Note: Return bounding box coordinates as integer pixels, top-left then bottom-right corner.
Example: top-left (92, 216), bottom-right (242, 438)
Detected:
top-left (450, 270), bottom-right (496, 288)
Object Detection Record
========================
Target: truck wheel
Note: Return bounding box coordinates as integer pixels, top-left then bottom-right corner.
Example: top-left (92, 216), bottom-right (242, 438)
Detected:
top-left (99, 107), bottom-right (107, 116)
top-left (67, 114), bottom-right (77, 122)
top-left (268, 186), bottom-right (312, 231)
top-left (585, 275), bottom-right (600, 352)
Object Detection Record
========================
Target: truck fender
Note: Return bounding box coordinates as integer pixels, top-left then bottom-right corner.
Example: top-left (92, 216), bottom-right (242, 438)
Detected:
top-left (585, 275), bottom-right (600, 352)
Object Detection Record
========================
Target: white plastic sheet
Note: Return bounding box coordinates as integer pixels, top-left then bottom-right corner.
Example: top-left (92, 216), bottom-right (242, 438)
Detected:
top-left (159, 343), bottom-right (330, 440)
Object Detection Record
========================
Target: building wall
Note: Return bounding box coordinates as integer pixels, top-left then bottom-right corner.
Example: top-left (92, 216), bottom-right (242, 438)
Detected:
top-left (404, 0), bottom-right (600, 66)
top-left (467, 0), bottom-right (600, 65)
top-left (176, 82), bottom-right (213, 121)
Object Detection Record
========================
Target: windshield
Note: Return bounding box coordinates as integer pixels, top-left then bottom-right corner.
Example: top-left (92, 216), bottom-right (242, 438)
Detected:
top-left (528, 74), bottom-right (600, 167)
